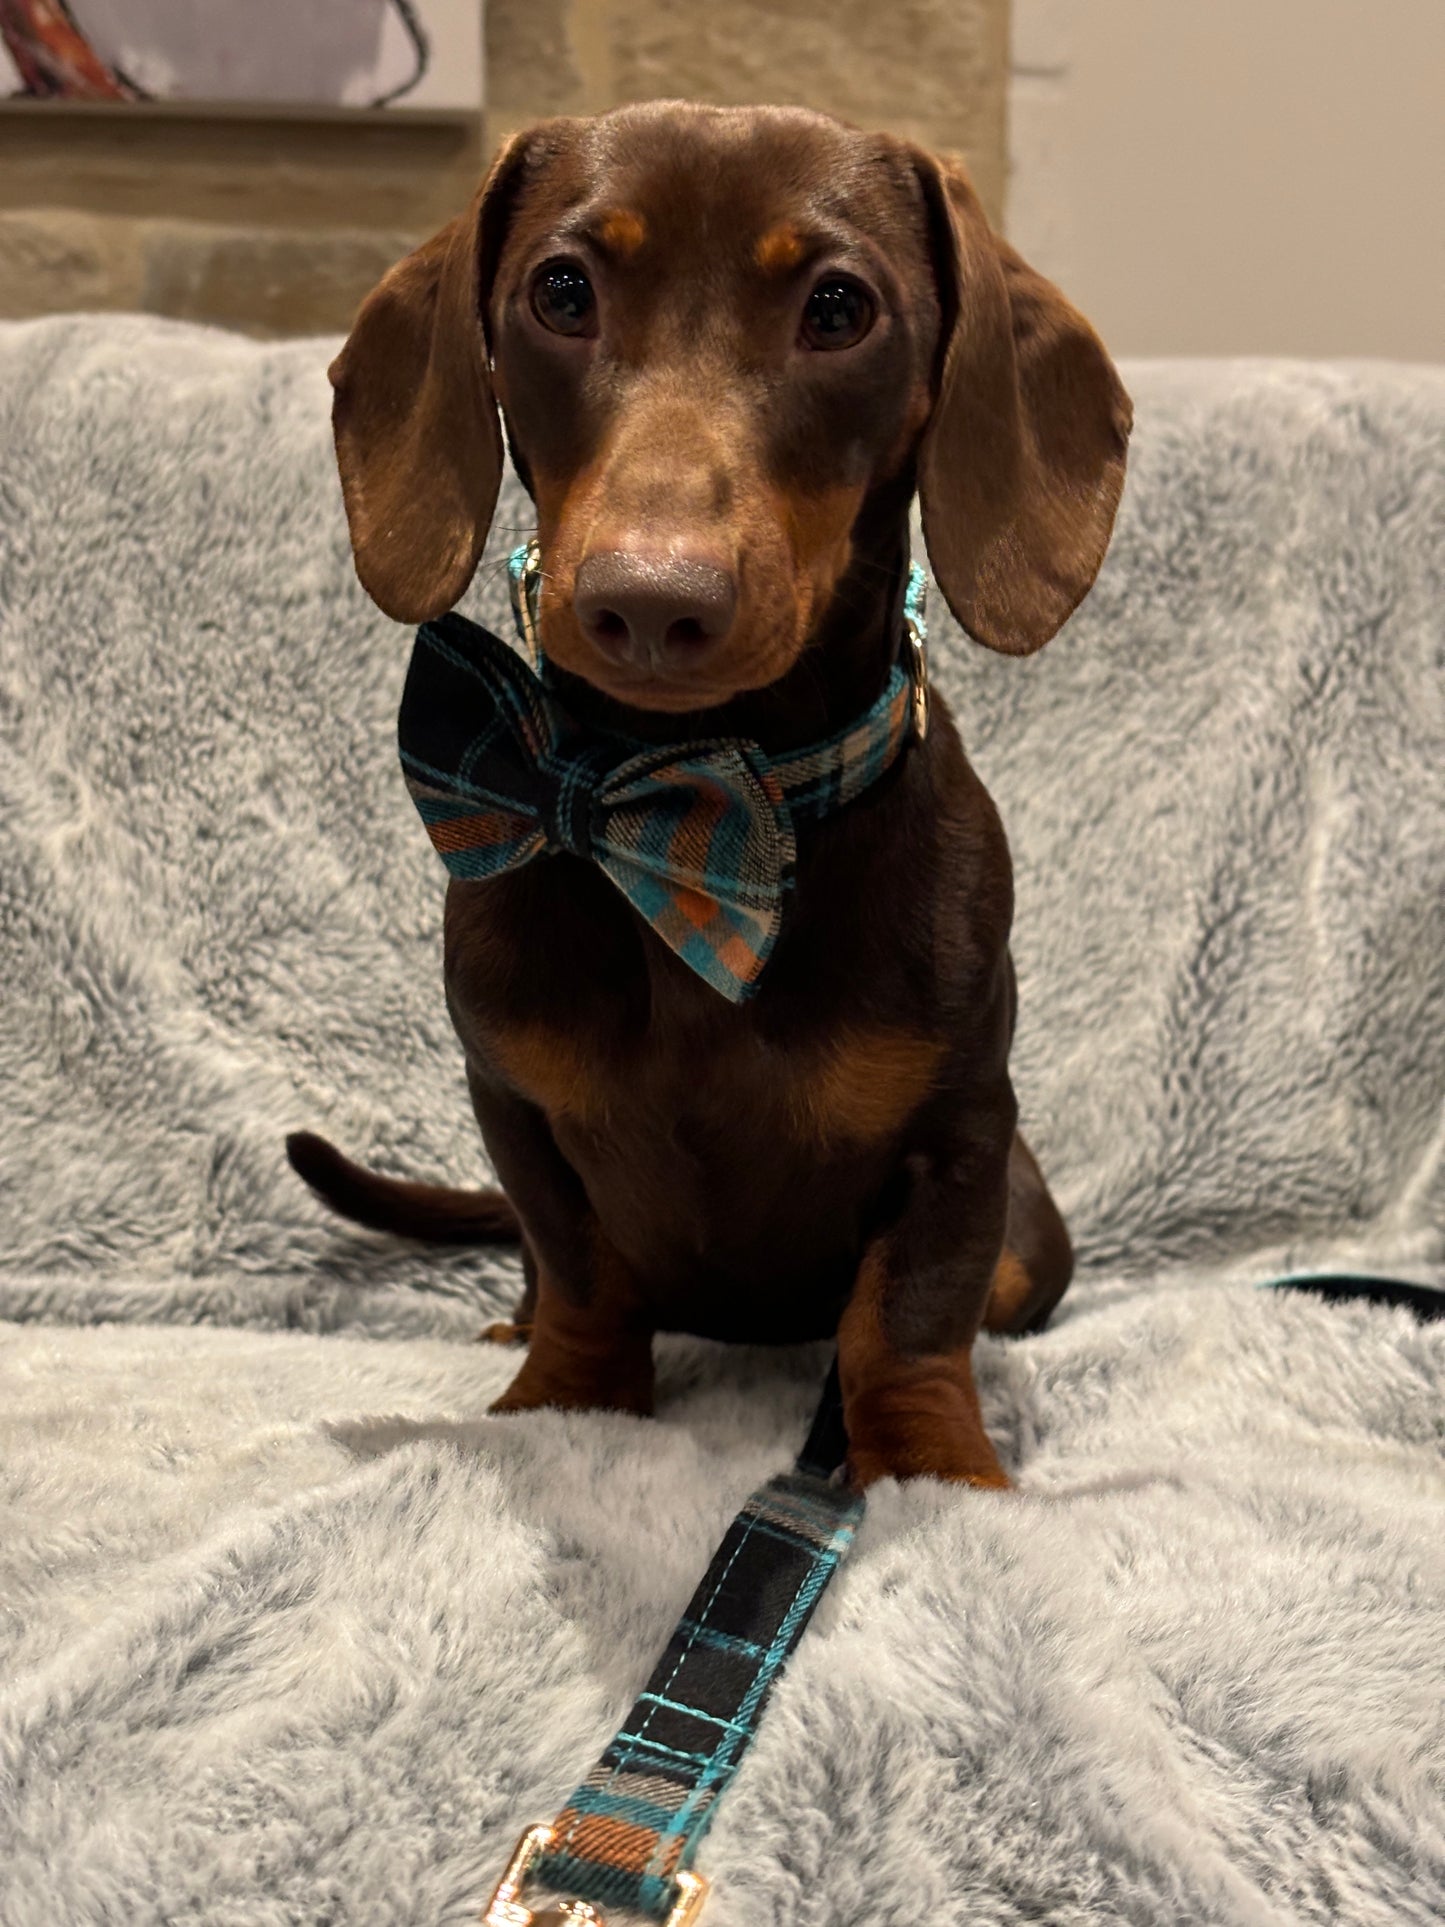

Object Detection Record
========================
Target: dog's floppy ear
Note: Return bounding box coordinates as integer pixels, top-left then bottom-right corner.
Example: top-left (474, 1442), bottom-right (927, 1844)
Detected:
top-left (328, 131), bottom-right (533, 623)
top-left (913, 150), bottom-right (1132, 656)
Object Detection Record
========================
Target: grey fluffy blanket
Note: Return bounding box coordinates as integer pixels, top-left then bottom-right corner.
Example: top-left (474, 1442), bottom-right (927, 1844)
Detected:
top-left (1, 315), bottom-right (1442, 1925)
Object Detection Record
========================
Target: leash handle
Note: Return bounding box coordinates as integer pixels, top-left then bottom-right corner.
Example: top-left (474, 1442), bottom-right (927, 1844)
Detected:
top-left (483, 1362), bottom-right (861, 1924)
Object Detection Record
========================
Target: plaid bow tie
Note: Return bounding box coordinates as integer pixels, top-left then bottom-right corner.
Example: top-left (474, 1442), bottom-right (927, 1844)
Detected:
top-left (398, 564), bottom-right (927, 1003)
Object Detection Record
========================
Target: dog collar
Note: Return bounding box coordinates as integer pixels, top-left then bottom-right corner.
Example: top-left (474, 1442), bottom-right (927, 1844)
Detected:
top-left (396, 546), bottom-right (929, 1003)
top-left (508, 539), bottom-right (931, 748)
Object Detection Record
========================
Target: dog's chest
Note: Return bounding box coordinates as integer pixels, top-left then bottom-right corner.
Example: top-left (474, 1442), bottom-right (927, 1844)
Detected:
top-left (513, 991), bottom-right (932, 1325)
top-left (444, 858), bottom-right (943, 1148)
top-left (442, 851), bottom-right (947, 1302)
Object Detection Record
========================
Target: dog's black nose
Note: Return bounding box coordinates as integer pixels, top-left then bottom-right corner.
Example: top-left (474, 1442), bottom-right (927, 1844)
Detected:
top-left (574, 549), bottom-right (737, 674)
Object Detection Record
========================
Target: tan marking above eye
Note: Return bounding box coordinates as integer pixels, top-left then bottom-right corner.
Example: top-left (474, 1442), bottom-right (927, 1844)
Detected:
top-left (598, 208), bottom-right (647, 257)
top-left (755, 224), bottom-right (805, 273)
top-left (786, 1026), bottom-right (946, 1146)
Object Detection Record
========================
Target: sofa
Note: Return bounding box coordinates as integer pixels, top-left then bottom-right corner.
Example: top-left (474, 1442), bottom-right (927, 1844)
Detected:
top-left (1, 315), bottom-right (1441, 1924)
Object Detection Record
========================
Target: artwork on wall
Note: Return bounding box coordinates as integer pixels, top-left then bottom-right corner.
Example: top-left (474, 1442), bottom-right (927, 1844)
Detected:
top-left (0, 0), bottom-right (482, 113)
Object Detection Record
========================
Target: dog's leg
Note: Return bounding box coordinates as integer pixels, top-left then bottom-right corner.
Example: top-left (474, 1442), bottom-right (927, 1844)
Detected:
top-left (489, 1255), bottom-right (654, 1416)
top-left (981, 1132), bottom-right (1074, 1335)
top-left (479, 1238), bottom-right (538, 1345)
top-left (837, 1103), bottom-right (1014, 1489)
top-left (469, 1073), bottom-right (656, 1416)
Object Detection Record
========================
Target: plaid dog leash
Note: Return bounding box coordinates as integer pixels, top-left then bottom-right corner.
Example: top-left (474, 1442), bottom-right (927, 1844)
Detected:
top-left (398, 548), bottom-right (928, 1004)
top-left (477, 1270), bottom-right (1444, 1921)
top-left (482, 1363), bottom-right (861, 1925)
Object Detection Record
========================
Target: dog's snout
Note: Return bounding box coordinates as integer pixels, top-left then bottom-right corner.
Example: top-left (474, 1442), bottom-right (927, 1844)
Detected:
top-left (574, 549), bottom-right (737, 674)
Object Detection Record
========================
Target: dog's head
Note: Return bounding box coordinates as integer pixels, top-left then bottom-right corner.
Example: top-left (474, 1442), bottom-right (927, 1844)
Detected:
top-left (331, 102), bottom-right (1131, 713)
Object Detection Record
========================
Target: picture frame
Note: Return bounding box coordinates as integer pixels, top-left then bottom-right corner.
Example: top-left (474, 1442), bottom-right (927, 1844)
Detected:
top-left (0, 0), bottom-right (483, 117)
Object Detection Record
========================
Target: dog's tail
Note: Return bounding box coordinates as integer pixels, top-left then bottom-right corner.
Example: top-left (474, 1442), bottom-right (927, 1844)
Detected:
top-left (285, 1131), bottom-right (521, 1244)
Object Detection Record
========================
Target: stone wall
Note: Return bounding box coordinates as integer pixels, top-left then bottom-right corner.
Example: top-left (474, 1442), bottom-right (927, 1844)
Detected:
top-left (0, 0), bottom-right (1008, 337)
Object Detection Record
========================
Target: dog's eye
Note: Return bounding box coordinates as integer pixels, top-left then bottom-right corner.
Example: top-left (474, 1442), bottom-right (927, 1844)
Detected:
top-left (532, 261), bottom-right (597, 337)
top-left (800, 277), bottom-right (875, 350)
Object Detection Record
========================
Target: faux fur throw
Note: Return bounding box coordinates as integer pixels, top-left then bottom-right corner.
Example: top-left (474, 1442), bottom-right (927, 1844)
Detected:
top-left (1, 316), bottom-right (1442, 1925)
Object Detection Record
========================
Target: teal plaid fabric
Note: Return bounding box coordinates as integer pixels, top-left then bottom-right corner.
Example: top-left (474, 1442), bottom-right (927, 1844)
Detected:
top-left (530, 1364), bottom-right (862, 1920)
top-left (398, 564), bottom-right (926, 1003)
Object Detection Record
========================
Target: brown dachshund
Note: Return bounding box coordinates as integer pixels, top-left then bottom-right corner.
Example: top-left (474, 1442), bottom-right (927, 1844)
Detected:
top-left (288, 102), bottom-right (1131, 1489)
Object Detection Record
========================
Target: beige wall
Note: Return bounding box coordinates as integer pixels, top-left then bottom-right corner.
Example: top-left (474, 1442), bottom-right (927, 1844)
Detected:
top-left (1008, 0), bottom-right (1445, 361)
top-left (0, 0), bottom-right (1008, 336)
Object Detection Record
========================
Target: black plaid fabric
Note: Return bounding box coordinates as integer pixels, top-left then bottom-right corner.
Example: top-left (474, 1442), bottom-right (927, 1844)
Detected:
top-left (529, 1366), bottom-right (862, 1920)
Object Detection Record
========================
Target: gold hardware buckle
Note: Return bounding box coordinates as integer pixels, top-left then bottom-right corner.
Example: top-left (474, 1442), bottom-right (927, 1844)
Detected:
top-left (481, 1825), bottom-right (708, 1927)
top-left (906, 613), bottom-right (930, 742)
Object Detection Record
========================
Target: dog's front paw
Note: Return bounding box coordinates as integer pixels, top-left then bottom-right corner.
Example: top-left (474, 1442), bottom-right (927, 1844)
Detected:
top-left (489, 1348), bottom-right (654, 1419)
top-left (842, 1380), bottom-right (1011, 1490)
top-left (846, 1439), bottom-right (1012, 1490)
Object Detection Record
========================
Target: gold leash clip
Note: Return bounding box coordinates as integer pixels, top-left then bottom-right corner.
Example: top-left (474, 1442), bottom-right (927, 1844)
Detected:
top-left (481, 1825), bottom-right (708, 1926)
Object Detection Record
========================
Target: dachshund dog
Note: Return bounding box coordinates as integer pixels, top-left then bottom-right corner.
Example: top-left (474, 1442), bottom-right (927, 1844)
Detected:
top-left (288, 101), bottom-right (1131, 1488)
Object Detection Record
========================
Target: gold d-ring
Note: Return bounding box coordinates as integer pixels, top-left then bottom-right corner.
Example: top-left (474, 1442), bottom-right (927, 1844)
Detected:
top-left (514, 539), bottom-right (544, 666)
top-left (907, 613), bottom-right (930, 742)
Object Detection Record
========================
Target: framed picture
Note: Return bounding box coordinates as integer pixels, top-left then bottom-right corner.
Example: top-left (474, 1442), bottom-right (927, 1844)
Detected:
top-left (0, 0), bottom-right (482, 114)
